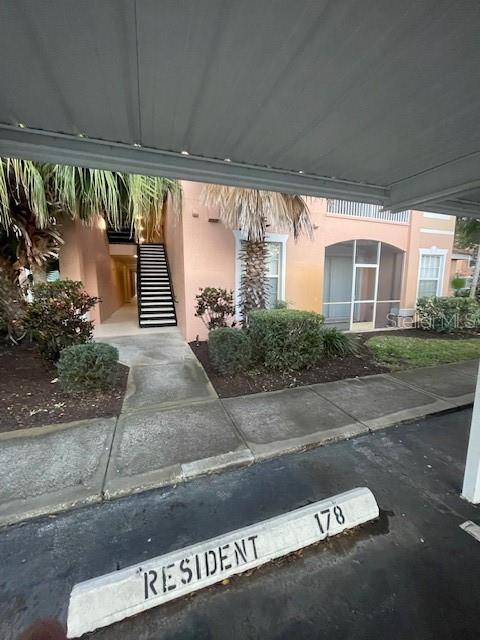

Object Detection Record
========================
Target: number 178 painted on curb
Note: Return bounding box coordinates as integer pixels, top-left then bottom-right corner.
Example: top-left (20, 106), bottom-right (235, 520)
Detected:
top-left (314, 505), bottom-right (346, 536)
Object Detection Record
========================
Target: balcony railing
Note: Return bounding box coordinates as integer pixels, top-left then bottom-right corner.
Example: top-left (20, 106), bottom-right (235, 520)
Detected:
top-left (327, 199), bottom-right (410, 223)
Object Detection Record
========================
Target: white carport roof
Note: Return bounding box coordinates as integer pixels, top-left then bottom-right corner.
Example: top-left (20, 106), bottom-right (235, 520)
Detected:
top-left (0, 0), bottom-right (480, 217)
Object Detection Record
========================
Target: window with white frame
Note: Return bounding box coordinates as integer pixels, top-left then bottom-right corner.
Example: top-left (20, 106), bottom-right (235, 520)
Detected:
top-left (265, 242), bottom-right (282, 307)
top-left (417, 251), bottom-right (445, 298)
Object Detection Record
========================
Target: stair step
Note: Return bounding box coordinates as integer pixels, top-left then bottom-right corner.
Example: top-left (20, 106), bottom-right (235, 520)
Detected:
top-left (140, 283), bottom-right (171, 287)
top-left (140, 302), bottom-right (173, 313)
top-left (140, 274), bottom-right (169, 278)
top-left (140, 299), bottom-right (173, 304)
top-left (140, 280), bottom-right (170, 284)
top-left (138, 242), bottom-right (174, 329)
top-left (140, 311), bottom-right (175, 320)
top-left (139, 293), bottom-right (172, 298)
top-left (140, 319), bottom-right (177, 327)
top-left (140, 293), bottom-right (172, 298)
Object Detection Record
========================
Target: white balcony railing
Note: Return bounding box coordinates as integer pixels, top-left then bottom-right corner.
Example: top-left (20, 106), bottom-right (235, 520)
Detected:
top-left (327, 199), bottom-right (410, 223)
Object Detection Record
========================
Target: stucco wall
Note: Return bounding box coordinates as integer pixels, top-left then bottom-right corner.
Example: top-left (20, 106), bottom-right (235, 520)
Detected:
top-left (168, 184), bottom-right (456, 341)
top-left (175, 182), bottom-right (235, 341)
top-left (58, 186), bottom-right (456, 339)
top-left (401, 211), bottom-right (455, 309)
top-left (58, 217), bottom-right (125, 324)
top-left (164, 194), bottom-right (187, 337)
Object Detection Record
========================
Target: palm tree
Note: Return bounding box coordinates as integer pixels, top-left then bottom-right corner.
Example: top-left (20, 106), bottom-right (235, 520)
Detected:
top-left (203, 185), bottom-right (313, 317)
top-left (0, 157), bottom-right (181, 339)
top-left (455, 218), bottom-right (480, 299)
top-left (0, 158), bottom-right (181, 276)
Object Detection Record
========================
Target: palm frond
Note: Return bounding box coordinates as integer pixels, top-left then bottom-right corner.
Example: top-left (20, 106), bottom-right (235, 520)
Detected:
top-left (1, 157), bottom-right (182, 242)
top-left (125, 173), bottom-right (182, 240)
top-left (202, 184), bottom-right (312, 242)
top-left (0, 158), bottom-right (49, 229)
top-left (0, 160), bottom-right (11, 228)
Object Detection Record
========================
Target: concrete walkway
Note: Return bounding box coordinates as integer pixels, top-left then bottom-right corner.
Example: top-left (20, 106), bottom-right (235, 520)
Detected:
top-left (0, 332), bottom-right (477, 527)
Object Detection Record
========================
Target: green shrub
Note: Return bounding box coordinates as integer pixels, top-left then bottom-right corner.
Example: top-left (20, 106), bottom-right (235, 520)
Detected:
top-left (57, 342), bottom-right (119, 393)
top-left (451, 274), bottom-right (467, 295)
top-left (25, 280), bottom-right (99, 360)
top-left (416, 296), bottom-right (480, 333)
top-left (321, 327), bottom-right (358, 357)
top-left (248, 308), bottom-right (325, 370)
top-left (195, 287), bottom-right (236, 330)
top-left (208, 327), bottom-right (252, 374)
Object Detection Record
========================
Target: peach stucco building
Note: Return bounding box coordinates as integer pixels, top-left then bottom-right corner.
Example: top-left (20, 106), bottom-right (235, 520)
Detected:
top-left (58, 181), bottom-right (456, 342)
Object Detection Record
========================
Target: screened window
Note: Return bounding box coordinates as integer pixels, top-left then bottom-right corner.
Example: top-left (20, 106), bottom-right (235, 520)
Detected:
top-left (323, 240), bottom-right (404, 330)
top-left (418, 253), bottom-right (443, 298)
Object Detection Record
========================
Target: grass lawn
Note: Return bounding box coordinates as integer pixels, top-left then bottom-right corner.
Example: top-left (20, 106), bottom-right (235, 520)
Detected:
top-left (367, 335), bottom-right (480, 370)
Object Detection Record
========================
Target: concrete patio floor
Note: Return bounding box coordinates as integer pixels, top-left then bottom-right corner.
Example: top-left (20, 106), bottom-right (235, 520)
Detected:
top-left (93, 302), bottom-right (179, 339)
top-left (0, 330), bottom-right (477, 527)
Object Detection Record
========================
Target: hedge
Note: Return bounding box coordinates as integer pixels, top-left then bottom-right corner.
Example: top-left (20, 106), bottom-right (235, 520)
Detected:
top-left (248, 308), bottom-right (324, 370)
top-left (416, 296), bottom-right (480, 333)
top-left (208, 327), bottom-right (252, 374)
top-left (57, 342), bottom-right (119, 393)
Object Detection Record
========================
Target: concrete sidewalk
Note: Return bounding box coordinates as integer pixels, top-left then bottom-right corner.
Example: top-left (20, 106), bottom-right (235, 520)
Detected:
top-left (0, 334), bottom-right (477, 527)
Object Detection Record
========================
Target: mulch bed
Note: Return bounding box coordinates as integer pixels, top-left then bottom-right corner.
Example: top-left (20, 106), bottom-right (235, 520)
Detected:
top-left (190, 328), bottom-right (480, 399)
top-left (189, 340), bottom-right (387, 398)
top-left (0, 341), bottom-right (129, 433)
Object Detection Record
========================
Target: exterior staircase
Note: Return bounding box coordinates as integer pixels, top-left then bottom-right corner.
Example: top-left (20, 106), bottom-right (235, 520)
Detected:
top-left (137, 243), bottom-right (177, 327)
top-left (106, 225), bottom-right (135, 244)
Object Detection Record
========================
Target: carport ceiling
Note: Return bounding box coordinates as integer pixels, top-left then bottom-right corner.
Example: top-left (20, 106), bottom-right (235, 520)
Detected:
top-left (0, 0), bottom-right (479, 217)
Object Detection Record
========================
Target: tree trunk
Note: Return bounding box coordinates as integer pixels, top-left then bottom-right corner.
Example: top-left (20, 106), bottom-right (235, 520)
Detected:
top-left (470, 244), bottom-right (480, 299)
top-left (0, 257), bottom-right (27, 342)
top-left (239, 239), bottom-right (268, 321)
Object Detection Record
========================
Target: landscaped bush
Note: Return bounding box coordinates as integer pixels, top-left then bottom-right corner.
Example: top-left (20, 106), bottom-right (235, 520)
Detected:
top-left (451, 274), bottom-right (467, 296)
top-left (416, 296), bottom-right (480, 333)
top-left (25, 280), bottom-right (99, 360)
top-left (248, 308), bottom-right (325, 370)
top-left (208, 327), bottom-right (252, 375)
top-left (195, 287), bottom-right (236, 330)
top-left (320, 327), bottom-right (358, 357)
top-left (57, 342), bottom-right (119, 393)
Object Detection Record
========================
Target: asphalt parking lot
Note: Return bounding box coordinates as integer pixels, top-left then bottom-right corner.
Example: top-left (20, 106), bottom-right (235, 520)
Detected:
top-left (2, 407), bottom-right (479, 640)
